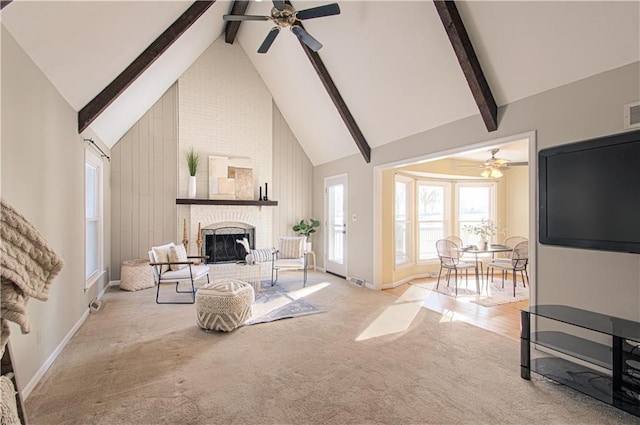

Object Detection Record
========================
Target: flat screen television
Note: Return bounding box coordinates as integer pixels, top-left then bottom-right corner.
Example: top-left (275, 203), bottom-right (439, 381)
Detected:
top-left (539, 129), bottom-right (640, 254)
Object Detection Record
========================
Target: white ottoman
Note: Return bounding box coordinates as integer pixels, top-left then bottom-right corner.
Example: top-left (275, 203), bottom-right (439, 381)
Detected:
top-left (195, 278), bottom-right (255, 332)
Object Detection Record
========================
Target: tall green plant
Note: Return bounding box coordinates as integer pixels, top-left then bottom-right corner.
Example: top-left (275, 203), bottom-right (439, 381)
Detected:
top-left (185, 147), bottom-right (200, 177)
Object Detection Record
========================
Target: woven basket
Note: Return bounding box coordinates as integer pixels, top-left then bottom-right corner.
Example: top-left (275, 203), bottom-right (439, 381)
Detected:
top-left (120, 259), bottom-right (155, 291)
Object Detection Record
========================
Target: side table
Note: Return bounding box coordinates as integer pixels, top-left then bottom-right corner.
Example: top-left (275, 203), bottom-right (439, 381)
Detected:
top-left (306, 251), bottom-right (317, 272)
top-left (234, 262), bottom-right (262, 294)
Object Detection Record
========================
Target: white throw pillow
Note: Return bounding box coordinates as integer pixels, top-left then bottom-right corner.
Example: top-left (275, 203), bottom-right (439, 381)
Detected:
top-left (152, 242), bottom-right (176, 274)
top-left (278, 237), bottom-right (304, 259)
top-left (168, 244), bottom-right (188, 271)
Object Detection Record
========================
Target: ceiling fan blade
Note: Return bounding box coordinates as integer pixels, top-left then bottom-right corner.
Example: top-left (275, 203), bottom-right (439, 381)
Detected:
top-left (272, 0), bottom-right (285, 11)
top-left (258, 27), bottom-right (280, 54)
top-left (223, 14), bottom-right (270, 21)
top-left (291, 26), bottom-right (323, 52)
top-left (296, 3), bottom-right (341, 20)
top-left (507, 161), bottom-right (529, 167)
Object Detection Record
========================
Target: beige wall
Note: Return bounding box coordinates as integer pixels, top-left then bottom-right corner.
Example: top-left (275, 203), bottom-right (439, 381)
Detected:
top-left (314, 61), bottom-right (640, 321)
top-left (110, 85), bottom-right (178, 279)
top-left (1, 27), bottom-right (111, 393)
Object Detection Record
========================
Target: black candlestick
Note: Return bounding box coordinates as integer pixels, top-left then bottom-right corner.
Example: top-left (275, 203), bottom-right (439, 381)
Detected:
top-left (264, 182), bottom-right (269, 201)
top-left (259, 186), bottom-right (263, 201)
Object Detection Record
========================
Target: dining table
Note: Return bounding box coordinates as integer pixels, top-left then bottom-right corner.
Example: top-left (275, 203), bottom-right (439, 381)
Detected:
top-left (455, 245), bottom-right (513, 294)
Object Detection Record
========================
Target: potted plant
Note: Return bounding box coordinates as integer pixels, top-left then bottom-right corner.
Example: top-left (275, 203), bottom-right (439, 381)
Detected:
top-left (463, 218), bottom-right (500, 250)
top-left (185, 147), bottom-right (200, 198)
top-left (292, 218), bottom-right (320, 251)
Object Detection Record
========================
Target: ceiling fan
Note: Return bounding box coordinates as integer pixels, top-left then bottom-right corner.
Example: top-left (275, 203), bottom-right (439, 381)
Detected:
top-left (477, 149), bottom-right (528, 178)
top-left (223, 1), bottom-right (340, 54)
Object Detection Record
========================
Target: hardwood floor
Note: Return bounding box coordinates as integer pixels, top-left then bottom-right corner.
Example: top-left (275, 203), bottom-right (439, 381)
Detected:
top-left (383, 278), bottom-right (528, 341)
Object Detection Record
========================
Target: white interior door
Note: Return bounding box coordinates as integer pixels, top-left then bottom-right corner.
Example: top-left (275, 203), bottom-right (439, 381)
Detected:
top-left (325, 174), bottom-right (347, 277)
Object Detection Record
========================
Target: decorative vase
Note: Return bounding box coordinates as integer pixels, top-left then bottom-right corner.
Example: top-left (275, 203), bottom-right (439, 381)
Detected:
top-left (306, 241), bottom-right (313, 252)
top-left (483, 240), bottom-right (489, 251)
top-left (188, 176), bottom-right (196, 198)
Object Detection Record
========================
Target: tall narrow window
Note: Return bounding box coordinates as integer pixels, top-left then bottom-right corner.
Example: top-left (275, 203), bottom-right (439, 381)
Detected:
top-left (457, 182), bottom-right (497, 244)
top-left (395, 175), bottom-right (413, 266)
top-left (417, 182), bottom-right (451, 260)
top-left (85, 151), bottom-right (103, 285)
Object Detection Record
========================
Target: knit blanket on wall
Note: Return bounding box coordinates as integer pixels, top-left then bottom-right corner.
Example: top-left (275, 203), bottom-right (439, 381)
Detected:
top-left (0, 198), bottom-right (64, 354)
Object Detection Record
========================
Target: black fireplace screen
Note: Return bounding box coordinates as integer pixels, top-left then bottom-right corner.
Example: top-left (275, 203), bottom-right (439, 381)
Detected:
top-left (202, 227), bottom-right (254, 264)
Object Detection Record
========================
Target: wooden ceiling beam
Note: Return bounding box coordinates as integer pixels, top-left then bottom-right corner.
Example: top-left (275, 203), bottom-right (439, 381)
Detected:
top-left (285, 1), bottom-right (370, 163)
top-left (78, 1), bottom-right (215, 133)
top-left (299, 41), bottom-right (371, 163)
top-left (224, 1), bottom-right (250, 44)
top-left (433, 0), bottom-right (498, 132)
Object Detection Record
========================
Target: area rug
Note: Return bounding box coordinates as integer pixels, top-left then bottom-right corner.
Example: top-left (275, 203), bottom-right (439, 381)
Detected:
top-left (410, 278), bottom-right (528, 306)
top-left (244, 282), bottom-right (324, 325)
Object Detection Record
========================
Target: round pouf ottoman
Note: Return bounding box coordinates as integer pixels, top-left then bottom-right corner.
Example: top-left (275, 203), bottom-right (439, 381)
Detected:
top-left (195, 278), bottom-right (255, 332)
top-left (120, 259), bottom-right (155, 291)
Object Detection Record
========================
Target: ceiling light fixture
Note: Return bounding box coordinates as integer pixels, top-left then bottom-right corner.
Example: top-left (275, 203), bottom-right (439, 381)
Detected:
top-left (481, 167), bottom-right (503, 179)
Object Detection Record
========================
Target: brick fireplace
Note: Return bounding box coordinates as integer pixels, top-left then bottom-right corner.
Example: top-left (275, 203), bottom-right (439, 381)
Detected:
top-left (202, 222), bottom-right (255, 264)
top-left (178, 205), bottom-right (273, 259)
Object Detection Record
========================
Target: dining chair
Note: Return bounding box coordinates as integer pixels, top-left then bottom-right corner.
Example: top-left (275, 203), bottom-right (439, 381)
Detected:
top-left (489, 236), bottom-right (528, 272)
top-left (485, 240), bottom-right (529, 297)
top-left (445, 235), bottom-right (463, 248)
top-left (435, 239), bottom-right (476, 296)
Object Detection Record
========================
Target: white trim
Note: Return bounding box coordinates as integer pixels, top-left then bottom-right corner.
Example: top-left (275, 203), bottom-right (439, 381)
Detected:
top-left (85, 148), bottom-right (104, 287)
top-left (108, 280), bottom-right (121, 287)
top-left (528, 130), bottom-right (538, 307)
top-left (380, 273), bottom-right (432, 290)
top-left (22, 308), bottom-right (90, 399)
top-left (324, 173), bottom-right (348, 278)
top-left (393, 174), bottom-right (414, 267)
top-left (84, 269), bottom-right (107, 292)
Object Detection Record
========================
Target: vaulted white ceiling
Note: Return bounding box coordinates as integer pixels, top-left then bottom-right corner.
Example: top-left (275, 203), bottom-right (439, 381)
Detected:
top-left (2, 1), bottom-right (639, 165)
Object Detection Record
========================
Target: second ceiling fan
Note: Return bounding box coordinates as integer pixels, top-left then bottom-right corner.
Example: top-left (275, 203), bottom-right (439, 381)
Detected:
top-left (224, 1), bottom-right (340, 53)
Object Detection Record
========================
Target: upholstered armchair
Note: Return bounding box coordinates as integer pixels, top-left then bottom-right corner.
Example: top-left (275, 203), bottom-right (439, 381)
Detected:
top-left (271, 236), bottom-right (307, 287)
top-left (148, 242), bottom-right (210, 304)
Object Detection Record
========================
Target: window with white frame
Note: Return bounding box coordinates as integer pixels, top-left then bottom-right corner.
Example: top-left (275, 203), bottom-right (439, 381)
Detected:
top-left (85, 150), bottom-right (103, 285)
top-left (457, 182), bottom-right (497, 244)
top-left (394, 175), bottom-right (413, 266)
top-left (417, 181), bottom-right (451, 260)
top-left (393, 177), bottom-right (497, 264)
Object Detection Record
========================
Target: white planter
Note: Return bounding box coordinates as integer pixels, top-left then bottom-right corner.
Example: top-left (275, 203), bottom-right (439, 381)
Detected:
top-left (188, 176), bottom-right (197, 198)
top-left (305, 241), bottom-right (312, 252)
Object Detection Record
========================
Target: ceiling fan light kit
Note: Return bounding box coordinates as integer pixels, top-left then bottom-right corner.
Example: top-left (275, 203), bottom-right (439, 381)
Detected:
top-left (223, 1), bottom-right (341, 53)
top-left (481, 167), bottom-right (503, 179)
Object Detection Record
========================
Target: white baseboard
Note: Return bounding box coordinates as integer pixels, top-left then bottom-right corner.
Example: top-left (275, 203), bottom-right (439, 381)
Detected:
top-left (380, 273), bottom-right (433, 290)
top-left (22, 308), bottom-right (90, 400)
top-left (108, 280), bottom-right (121, 288)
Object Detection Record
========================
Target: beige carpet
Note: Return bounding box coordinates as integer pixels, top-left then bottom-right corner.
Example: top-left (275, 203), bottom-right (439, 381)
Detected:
top-left (24, 272), bottom-right (638, 424)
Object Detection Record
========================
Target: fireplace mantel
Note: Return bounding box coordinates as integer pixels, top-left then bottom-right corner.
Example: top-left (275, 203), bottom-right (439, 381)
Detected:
top-left (176, 198), bottom-right (278, 206)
